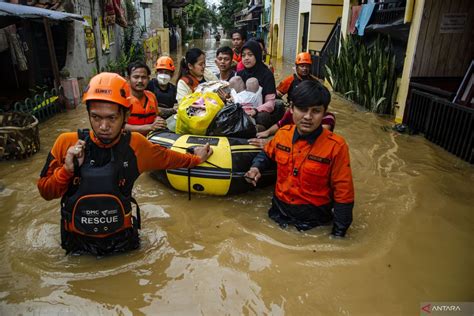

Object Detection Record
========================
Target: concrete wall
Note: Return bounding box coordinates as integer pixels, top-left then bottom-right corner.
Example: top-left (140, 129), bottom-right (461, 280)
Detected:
top-left (308, 0), bottom-right (343, 51)
top-left (65, 0), bottom-right (123, 81)
top-left (340, 0), bottom-right (350, 38)
top-left (149, 0), bottom-right (164, 29)
top-left (136, 0), bottom-right (164, 30)
top-left (395, 0), bottom-right (425, 122)
top-left (155, 27), bottom-right (169, 55)
top-left (272, 0), bottom-right (284, 59)
top-left (297, 0), bottom-right (312, 53)
top-left (271, 0), bottom-right (342, 59)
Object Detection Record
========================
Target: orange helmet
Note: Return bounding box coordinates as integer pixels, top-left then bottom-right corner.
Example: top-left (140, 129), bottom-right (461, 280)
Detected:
top-left (82, 72), bottom-right (131, 108)
top-left (295, 52), bottom-right (312, 65)
top-left (155, 56), bottom-right (175, 71)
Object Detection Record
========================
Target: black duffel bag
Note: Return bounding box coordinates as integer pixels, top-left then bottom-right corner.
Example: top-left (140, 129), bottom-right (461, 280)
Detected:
top-left (207, 102), bottom-right (256, 139)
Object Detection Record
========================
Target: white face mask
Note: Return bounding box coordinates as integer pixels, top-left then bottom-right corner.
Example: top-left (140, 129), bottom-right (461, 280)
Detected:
top-left (157, 73), bottom-right (171, 85)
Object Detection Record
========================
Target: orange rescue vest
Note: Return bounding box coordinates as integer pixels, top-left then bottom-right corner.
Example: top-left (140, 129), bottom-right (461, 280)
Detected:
top-left (233, 49), bottom-right (242, 63)
top-left (180, 74), bottom-right (201, 93)
top-left (128, 90), bottom-right (158, 126)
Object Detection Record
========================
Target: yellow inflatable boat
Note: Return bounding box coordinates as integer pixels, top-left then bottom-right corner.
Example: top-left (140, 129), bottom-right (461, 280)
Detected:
top-left (148, 131), bottom-right (276, 195)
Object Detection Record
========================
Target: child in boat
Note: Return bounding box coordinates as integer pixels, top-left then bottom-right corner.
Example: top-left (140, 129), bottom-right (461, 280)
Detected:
top-left (229, 76), bottom-right (263, 114)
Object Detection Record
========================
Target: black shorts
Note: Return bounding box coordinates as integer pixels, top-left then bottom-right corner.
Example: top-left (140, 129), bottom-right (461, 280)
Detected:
top-left (268, 195), bottom-right (333, 231)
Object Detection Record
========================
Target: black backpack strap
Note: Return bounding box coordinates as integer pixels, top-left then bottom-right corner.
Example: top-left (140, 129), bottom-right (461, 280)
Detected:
top-left (115, 131), bottom-right (131, 182)
top-left (115, 131), bottom-right (131, 152)
top-left (114, 132), bottom-right (140, 229)
top-left (73, 129), bottom-right (91, 176)
top-left (77, 128), bottom-right (90, 141)
top-left (130, 196), bottom-right (141, 230)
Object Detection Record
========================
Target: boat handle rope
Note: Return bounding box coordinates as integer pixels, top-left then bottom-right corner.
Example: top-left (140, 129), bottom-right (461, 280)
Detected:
top-left (169, 145), bottom-right (255, 200)
top-left (177, 145), bottom-right (256, 181)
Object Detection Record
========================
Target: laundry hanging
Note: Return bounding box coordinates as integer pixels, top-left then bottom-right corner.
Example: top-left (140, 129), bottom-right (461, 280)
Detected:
top-left (355, 0), bottom-right (376, 36)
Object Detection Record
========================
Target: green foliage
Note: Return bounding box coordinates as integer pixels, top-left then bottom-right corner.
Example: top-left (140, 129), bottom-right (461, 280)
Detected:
top-left (28, 85), bottom-right (49, 97)
top-left (325, 35), bottom-right (398, 114)
top-left (124, 0), bottom-right (138, 26)
top-left (101, 44), bottom-right (144, 76)
top-left (178, 18), bottom-right (189, 42)
top-left (185, 0), bottom-right (215, 38)
top-left (209, 4), bottom-right (219, 33)
top-left (218, 0), bottom-right (247, 33)
top-left (101, 4), bottom-right (144, 77)
top-left (59, 67), bottom-right (70, 79)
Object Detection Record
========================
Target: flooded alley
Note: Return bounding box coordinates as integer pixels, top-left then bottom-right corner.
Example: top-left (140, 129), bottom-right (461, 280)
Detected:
top-left (0, 39), bottom-right (473, 315)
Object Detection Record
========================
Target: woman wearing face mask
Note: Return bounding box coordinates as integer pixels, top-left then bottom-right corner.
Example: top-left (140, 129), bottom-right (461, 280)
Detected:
top-left (176, 48), bottom-right (218, 103)
top-left (147, 56), bottom-right (178, 118)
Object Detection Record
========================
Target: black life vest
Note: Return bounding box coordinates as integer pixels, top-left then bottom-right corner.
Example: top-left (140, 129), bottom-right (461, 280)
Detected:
top-left (148, 79), bottom-right (177, 108)
top-left (60, 129), bottom-right (141, 255)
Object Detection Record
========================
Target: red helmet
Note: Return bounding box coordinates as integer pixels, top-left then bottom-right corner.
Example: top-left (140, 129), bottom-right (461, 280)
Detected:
top-left (295, 52), bottom-right (312, 65)
top-left (82, 72), bottom-right (131, 108)
top-left (155, 56), bottom-right (175, 71)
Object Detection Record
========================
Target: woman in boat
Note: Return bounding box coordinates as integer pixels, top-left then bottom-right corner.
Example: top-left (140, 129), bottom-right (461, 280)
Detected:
top-left (176, 48), bottom-right (218, 103)
top-left (236, 40), bottom-right (284, 130)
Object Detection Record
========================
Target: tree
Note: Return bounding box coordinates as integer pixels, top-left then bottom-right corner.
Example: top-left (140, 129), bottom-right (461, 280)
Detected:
top-left (209, 4), bottom-right (219, 33)
top-left (185, 0), bottom-right (216, 38)
top-left (218, 0), bottom-right (247, 34)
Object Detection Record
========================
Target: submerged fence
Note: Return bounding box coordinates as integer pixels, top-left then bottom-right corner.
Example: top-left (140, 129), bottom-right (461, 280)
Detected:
top-left (13, 87), bottom-right (62, 122)
top-left (405, 89), bottom-right (473, 163)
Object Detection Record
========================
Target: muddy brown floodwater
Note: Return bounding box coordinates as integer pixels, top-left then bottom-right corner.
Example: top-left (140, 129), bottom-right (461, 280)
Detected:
top-left (0, 39), bottom-right (473, 315)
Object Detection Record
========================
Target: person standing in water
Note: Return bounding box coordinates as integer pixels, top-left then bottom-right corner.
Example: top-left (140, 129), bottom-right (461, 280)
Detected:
top-left (124, 61), bottom-right (166, 135)
top-left (245, 80), bottom-right (354, 237)
top-left (37, 72), bottom-right (213, 256)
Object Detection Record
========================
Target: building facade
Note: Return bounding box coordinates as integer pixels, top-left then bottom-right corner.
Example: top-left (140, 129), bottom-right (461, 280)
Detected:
top-left (270, 0), bottom-right (343, 63)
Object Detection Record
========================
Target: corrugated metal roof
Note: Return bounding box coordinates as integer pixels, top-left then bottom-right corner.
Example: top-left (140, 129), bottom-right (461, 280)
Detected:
top-left (0, 2), bottom-right (86, 25)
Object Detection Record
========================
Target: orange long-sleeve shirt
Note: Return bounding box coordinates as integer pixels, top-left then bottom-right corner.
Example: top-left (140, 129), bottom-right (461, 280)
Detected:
top-left (38, 130), bottom-right (201, 201)
top-left (264, 125), bottom-right (354, 206)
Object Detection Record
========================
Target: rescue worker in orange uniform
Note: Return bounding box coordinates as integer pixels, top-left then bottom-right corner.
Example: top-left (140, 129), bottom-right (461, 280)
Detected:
top-left (37, 72), bottom-right (213, 255)
top-left (277, 52), bottom-right (318, 102)
top-left (245, 80), bottom-right (354, 237)
top-left (125, 61), bottom-right (166, 135)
